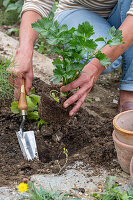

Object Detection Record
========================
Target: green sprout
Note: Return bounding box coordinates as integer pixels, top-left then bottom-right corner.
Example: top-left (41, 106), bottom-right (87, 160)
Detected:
top-left (56, 147), bottom-right (69, 174)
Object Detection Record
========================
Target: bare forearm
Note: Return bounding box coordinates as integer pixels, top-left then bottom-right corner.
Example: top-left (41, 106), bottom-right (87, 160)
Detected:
top-left (102, 15), bottom-right (133, 62)
top-left (90, 15), bottom-right (133, 72)
top-left (18, 11), bottom-right (42, 56)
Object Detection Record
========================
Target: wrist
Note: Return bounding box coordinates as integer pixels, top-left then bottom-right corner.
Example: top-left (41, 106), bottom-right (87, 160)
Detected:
top-left (89, 58), bottom-right (106, 74)
top-left (16, 46), bottom-right (33, 58)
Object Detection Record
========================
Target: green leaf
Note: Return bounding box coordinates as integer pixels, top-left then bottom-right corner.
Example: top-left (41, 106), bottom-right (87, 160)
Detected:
top-left (7, 28), bottom-right (19, 36)
top-left (128, 188), bottom-right (133, 197)
top-left (51, 46), bottom-right (62, 55)
top-left (108, 26), bottom-right (120, 38)
top-left (53, 65), bottom-right (65, 76)
top-left (37, 119), bottom-right (48, 128)
top-left (32, 17), bottom-right (53, 36)
top-left (51, 75), bottom-right (61, 84)
top-left (52, 58), bottom-right (63, 67)
top-left (86, 97), bottom-right (92, 103)
top-left (107, 26), bottom-right (123, 47)
top-left (27, 111), bottom-right (39, 120)
top-left (95, 37), bottom-right (107, 42)
top-left (95, 51), bottom-right (111, 67)
top-left (66, 63), bottom-right (84, 72)
top-left (11, 101), bottom-right (19, 114)
top-left (50, 92), bottom-right (60, 103)
top-left (46, 36), bottom-right (59, 45)
top-left (93, 193), bottom-right (99, 197)
top-left (77, 21), bottom-right (94, 38)
top-left (26, 96), bottom-right (37, 112)
top-left (105, 176), bottom-right (116, 190)
top-left (3, 0), bottom-right (10, 7)
top-left (6, 4), bottom-right (18, 12)
top-left (85, 39), bottom-right (97, 52)
top-left (29, 94), bottom-right (41, 105)
top-left (29, 87), bottom-right (35, 95)
top-left (103, 194), bottom-right (116, 200)
top-left (58, 24), bottom-right (68, 34)
top-left (15, 0), bottom-right (24, 8)
top-left (121, 192), bottom-right (129, 200)
top-left (108, 39), bottom-right (123, 46)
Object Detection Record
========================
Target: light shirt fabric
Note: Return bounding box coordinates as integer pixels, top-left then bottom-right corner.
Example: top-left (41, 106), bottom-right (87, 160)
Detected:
top-left (22, 0), bottom-right (133, 18)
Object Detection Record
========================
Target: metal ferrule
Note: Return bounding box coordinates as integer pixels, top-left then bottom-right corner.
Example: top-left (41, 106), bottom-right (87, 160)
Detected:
top-left (21, 110), bottom-right (27, 116)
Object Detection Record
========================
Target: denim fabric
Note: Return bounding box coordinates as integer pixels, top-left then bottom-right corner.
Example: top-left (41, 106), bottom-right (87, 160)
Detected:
top-left (107, 0), bottom-right (133, 90)
top-left (54, 0), bottom-right (133, 91)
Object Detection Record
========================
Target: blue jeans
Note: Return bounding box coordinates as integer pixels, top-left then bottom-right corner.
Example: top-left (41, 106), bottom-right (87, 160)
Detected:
top-left (54, 0), bottom-right (133, 91)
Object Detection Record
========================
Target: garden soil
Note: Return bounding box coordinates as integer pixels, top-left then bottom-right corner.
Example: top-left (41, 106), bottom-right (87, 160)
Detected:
top-left (0, 70), bottom-right (124, 187)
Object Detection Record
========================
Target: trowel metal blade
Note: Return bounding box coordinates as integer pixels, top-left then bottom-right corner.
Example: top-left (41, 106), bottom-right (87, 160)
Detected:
top-left (16, 130), bottom-right (39, 161)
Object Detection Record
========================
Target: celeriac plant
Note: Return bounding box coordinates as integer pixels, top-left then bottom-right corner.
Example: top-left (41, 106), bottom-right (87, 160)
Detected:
top-left (32, 17), bottom-right (123, 86)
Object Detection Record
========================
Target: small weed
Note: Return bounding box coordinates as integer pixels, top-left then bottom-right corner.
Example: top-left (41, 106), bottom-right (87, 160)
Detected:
top-left (18, 181), bottom-right (82, 200)
top-left (56, 147), bottom-right (69, 174)
top-left (86, 97), bottom-right (93, 103)
top-left (50, 90), bottom-right (60, 103)
top-left (93, 176), bottom-right (133, 200)
top-left (7, 27), bottom-right (19, 37)
top-left (0, 57), bottom-right (15, 99)
top-left (0, 0), bottom-right (23, 25)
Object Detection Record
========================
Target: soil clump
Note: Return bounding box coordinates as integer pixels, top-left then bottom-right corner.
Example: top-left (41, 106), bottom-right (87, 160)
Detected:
top-left (39, 83), bottom-right (72, 125)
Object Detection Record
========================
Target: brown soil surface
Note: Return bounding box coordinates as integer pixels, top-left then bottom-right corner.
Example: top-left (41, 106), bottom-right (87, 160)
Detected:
top-left (0, 69), bottom-right (122, 187)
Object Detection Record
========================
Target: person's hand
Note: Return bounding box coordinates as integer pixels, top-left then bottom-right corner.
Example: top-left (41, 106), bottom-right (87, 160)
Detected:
top-left (7, 48), bottom-right (33, 100)
top-left (60, 59), bottom-right (104, 116)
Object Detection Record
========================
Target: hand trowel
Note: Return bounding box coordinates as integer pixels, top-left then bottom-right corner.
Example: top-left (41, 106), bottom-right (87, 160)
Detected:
top-left (16, 78), bottom-right (39, 161)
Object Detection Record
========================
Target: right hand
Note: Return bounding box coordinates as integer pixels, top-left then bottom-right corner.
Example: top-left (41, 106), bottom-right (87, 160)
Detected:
top-left (60, 60), bottom-right (104, 116)
top-left (7, 48), bottom-right (33, 100)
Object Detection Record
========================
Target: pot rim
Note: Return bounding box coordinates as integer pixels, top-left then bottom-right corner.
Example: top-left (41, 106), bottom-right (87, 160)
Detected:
top-left (113, 110), bottom-right (133, 135)
top-left (113, 131), bottom-right (133, 148)
top-left (130, 156), bottom-right (133, 180)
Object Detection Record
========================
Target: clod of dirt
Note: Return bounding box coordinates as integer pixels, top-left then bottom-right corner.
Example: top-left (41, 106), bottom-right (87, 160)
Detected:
top-left (38, 82), bottom-right (72, 125)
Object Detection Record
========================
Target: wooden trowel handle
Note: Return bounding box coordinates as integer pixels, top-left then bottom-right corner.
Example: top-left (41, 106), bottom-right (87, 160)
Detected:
top-left (18, 78), bottom-right (28, 114)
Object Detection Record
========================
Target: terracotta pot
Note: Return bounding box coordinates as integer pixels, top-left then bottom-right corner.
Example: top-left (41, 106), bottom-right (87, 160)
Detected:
top-left (130, 156), bottom-right (133, 180)
top-left (112, 131), bottom-right (133, 174)
top-left (113, 110), bottom-right (133, 145)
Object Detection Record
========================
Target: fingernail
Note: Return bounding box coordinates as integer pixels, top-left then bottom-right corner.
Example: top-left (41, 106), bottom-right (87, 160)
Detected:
top-left (70, 112), bottom-right (74, 116)
top-left (64, 103), bottom-right (68, 108)
top-left (60, 86), bottom-right (64, 92)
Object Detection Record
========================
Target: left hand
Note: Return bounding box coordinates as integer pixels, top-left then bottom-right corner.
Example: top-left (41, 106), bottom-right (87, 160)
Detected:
top-left (60, 60), bottom-right (104, 116)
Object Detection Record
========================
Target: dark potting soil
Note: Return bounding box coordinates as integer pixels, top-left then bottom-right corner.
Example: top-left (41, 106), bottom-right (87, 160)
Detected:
top-left (38, 83), bottom-right (73, 125)
top-left (0, 77), bottom-right (121, 187)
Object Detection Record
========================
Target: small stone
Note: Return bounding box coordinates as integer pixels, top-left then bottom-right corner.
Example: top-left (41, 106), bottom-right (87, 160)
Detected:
top-left (52, 131), bottom-right (63, 142)
top-left (113, 99), bottom-right (118, 104)
top-left (86, 182), bottom-right (97, 192)
top-left (98, 185), bottom-right (103, 189)
top-left (22, 178), bottom-right (30, 183)
top-left (95, 97), bottom-right (100, 102)
top-left (78, 188), bottom-right (85, 193)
